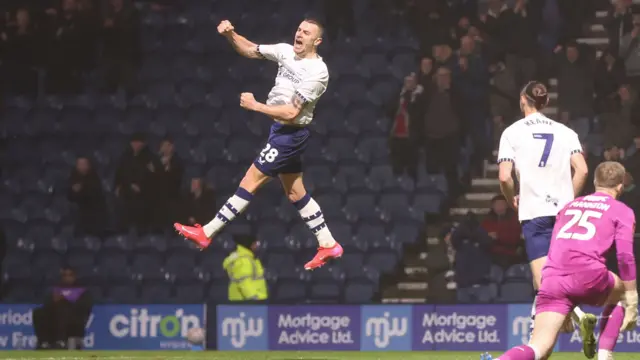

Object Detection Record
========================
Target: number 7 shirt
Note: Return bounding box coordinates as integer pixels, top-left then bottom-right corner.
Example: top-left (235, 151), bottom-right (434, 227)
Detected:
top-left (497, 112), bottom-right (583, 222)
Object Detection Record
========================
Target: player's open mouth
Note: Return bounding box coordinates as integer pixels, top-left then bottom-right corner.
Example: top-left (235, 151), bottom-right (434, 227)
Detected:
top-left (295, 39), bottom-right (303, 45)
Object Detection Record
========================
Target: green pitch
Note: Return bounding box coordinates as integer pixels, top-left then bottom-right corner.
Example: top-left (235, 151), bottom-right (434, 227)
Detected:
top-left (0, 352), bottom-right (637, 360)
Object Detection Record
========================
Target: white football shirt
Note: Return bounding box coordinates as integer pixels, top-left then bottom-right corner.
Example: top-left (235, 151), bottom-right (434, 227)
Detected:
top-left (257, 43), bottom-right (329, 126)
top-left (498, 112), bottom-right (582, 222)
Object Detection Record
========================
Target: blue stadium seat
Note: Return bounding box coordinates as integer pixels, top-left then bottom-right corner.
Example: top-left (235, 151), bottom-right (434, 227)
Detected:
top-left (108, 285), bottom-right (138, 303)
top-left (458, 284), bottom-right (499, 304)
top-left (390, 223), bottom-right (420, 244)
top-left (67, 235), bottom-right (101, 253)
top-left (309, 283), bottom-right (341, 302)
top-left (166, 253), bottom-right (198, 271)
top-left (504, 264), bottom-right (533, 282)
top-left (275, 280), bottom-right (307, 302)
top-left (132, 253), bottom-right (163, 270)
top-left (368, 165), bottom-right (399, 192)
top-left (498, 282), bottom-right (534, 303)
top-left (5, 285), bottom-right (35, 303)
top-left (66, 252), bottom-right (96, 271)
top-left (98, 253), bottom-right (129, 272)
top-left (305, 166), bottom-right (334, 192)
top-left (355, 224), bottom-right (385, 244)
top-left (256, 223), bottom-right (288, 245)
top-left (208, 283), bottom-right (229, 303)
top-left (135, 234), bottom-right (168, 253)
top-left (140, 284), bottom-right (171, 302)
top-left (103, 235), bottom-right (135, 253)
top-left (378, 194), bottom-right (412, 221)
top-left (365, 250), bottom-right (398, 274)
top-left (344, 282), bottom-right (375, 303)
top-left (488, 265), bottom-right (505, 284)
top-left (413, 193), bottom-right (443, 214)
top-left (267, 253), bottom-right (295, 272)
top-left (33, 252), bottom-right (63, 272)
top-left (344, 194), bottom-right (378, 222)
top-left (175, 284), bottom-right (205, 303)
top-left (356, 138), bottom-right (388, 165)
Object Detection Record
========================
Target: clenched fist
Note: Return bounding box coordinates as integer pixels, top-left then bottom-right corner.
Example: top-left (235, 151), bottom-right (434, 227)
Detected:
top-left (240, 92), bottom-right (257, 111)
top-left (217, 20), bottom-right (234, 35)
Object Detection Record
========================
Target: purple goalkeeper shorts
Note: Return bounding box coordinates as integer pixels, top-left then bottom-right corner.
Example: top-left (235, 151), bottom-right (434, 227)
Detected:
top-left (536, 268), bottom-right (615, 315)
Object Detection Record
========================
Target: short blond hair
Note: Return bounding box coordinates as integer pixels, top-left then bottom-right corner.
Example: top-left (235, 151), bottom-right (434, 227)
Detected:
top-left (594, 161), bottom-right (626, 189)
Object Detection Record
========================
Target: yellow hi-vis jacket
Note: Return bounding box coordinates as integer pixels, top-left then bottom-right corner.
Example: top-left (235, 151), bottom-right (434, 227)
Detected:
top-left (223, 245), bottom-right (268, 301)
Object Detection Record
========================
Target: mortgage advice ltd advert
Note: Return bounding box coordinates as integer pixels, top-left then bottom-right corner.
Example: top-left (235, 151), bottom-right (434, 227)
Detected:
top-left (268, 306), bottom-right (360, 350)
top-left (413, 305), bottom-right (507, 351)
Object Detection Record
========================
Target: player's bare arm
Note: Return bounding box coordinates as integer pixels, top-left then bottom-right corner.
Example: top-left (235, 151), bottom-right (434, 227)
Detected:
top-left (570, 152), bottom-right (588, 196)
top-left (240, 92), bottom-right (306, 123)
top-left (498, 161), bottom-right (517, 209)
top-left (218, 20), bottom-right (262, 59)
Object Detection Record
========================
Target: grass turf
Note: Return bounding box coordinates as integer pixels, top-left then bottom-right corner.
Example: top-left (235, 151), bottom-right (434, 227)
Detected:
top-left (0, 352), bottom-right (637, 360)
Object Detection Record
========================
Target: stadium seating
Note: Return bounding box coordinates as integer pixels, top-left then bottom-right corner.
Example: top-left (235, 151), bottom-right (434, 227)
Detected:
top-left (0, 0), bottom-right (461, 304)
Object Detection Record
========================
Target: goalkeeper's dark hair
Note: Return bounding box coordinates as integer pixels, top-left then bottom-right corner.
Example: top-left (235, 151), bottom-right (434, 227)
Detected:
top-left (520, 81), bottom-right (549, 110)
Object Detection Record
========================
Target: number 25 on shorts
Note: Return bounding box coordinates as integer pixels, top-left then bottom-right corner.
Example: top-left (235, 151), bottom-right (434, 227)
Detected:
top-left (260, 143), bottom-right (279, 163)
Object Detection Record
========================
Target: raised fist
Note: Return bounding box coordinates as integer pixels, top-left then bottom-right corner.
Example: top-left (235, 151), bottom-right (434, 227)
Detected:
top-left (217, 20), bottom-right (234, 35)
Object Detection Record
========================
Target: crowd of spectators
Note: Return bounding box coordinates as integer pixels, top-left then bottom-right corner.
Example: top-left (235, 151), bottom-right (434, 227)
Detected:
top-left (0, 0), bottom-right (140, 96)
top-left (388, 0), bottom-right (640, 293)
top-left (67, 134), bottom-right (216, 236)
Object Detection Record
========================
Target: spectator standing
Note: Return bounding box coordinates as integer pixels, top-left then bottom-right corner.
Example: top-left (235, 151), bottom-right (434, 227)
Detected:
top-left (620, 171), bottom-right (640, 220)
top-left (601, 86), bottom-right (637, 149)
top-left (323, 0), bottom-right (355, 41)
top-left (624, 133), bottom-right (640, 181)
top-left (417, 56), bottom-right (434, 89)
top-left (2, 8), bottom-right (39, 95)
top-left (456, 35), bottom-right (490, 175)
top-left (481, 195), bottom-right (525, 268)
top-left (450, 212), bottom-right (493, 288)
top-left (509, 0), bottom-right (541, 87)
top-left (388, 73), bottom-right (423, 180)
top-left (606, 0), bottom-right (633, 54)
top-left (422, 66), bottom-right (463, 203)
top-left (67, 157), bottom-right (106, 236)
top-left (45, 0), bottom-right (85, 94)
top-left (33, 268), bottom-right (92, 350)
top-left (114, 133), bottom-right (159, 233)
top-left (554, 42), bottom-right (594, 140)
top-left (182, 177), bottom-right (216, 226)
top-left (153, 138), bottom-right (184, 229)
top-left (620, 9), bottom-right (640, 89)
top-left (594, 49), bottom-right (627, 115)
top-left (489, 60), bottom-right (518, 151)
top-left (102, 0), bottom-right (140, 94)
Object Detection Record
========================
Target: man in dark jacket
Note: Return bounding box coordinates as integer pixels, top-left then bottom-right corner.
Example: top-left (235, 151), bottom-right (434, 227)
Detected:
top-left (423, 66), bottom-right (463, 202)
top-left (153, 138), bottom-right (184, 230)
top-left (114, 133), bottom-right (160, 233)
top-left (182, 177), bottom-right (216, 226)
top-left (68, 157), bottom-right (106, 236)
top-left (33, 268), bottom-right (92, 350)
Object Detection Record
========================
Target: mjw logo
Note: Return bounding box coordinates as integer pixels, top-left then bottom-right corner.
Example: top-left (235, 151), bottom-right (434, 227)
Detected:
top-left (365, 312), bottom-right (408, 349)
top-left (221, 312), bottom-right (264, 349)
top-left (512, 316), bottom-right (531, 345)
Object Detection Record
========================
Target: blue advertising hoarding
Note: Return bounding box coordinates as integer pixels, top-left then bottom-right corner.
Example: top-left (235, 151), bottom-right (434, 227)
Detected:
top-left (0, 304), bottom-right (204, 350)
top-left (360, 305), bottom-right (412, 351)
top-left (268, 305), bottom-right (359, 350)
top-left (2, 303), bottom-right (639, 352)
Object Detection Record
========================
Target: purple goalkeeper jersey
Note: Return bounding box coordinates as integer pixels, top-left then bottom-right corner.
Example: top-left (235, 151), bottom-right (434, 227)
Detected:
top-left (543, 192), bottom-right (637, 281)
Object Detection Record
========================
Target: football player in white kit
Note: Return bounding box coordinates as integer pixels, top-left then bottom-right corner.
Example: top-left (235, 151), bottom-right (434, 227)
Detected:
top-left (175, 19), bottom-right (343, 270)
top-left (497, 81), bottom-right (597, 358)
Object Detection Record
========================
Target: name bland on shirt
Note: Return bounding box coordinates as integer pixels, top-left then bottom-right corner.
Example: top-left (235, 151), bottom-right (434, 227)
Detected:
top-left (420, 312), bottom-right (500, 344)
